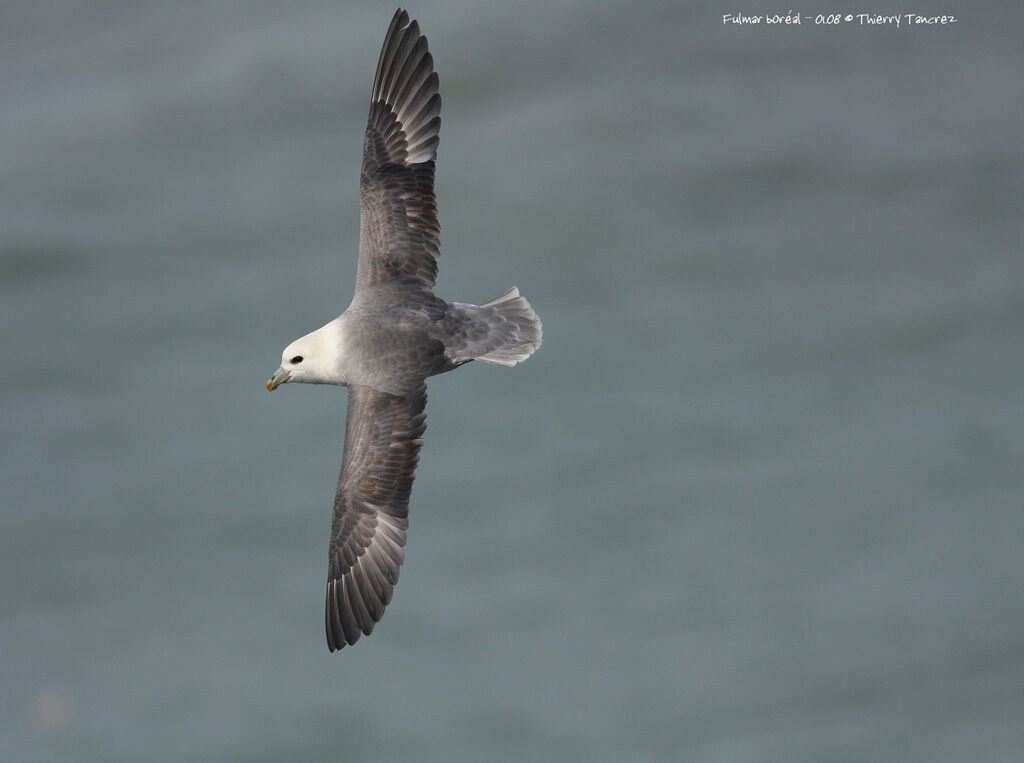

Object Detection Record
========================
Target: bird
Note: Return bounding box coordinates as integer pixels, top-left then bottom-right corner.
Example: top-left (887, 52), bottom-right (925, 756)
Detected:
top-left (266, 9), bottom-right (542, 652)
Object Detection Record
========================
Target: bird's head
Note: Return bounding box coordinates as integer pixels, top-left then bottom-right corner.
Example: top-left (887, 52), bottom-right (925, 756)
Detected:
top-left (267, 321), bottom-right (345, 390)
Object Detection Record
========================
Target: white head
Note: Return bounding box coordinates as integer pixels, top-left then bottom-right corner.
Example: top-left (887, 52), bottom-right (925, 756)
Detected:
top-left (266, 319), bottom-right (346, 390)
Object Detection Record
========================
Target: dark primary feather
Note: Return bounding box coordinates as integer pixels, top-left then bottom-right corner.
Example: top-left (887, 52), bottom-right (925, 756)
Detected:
top-left (356, 9), bottom-right (442, 292)
top-left (326, 382), bottom-right (427, 650)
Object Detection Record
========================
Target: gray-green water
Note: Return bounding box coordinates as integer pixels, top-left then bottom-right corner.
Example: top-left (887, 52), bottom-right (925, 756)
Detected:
top-left (3, 1), bottom-right (1023, 760)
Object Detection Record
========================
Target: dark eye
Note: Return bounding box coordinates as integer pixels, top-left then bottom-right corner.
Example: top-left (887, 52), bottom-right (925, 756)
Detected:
top-left (290, 355), bottom-right (303, 364)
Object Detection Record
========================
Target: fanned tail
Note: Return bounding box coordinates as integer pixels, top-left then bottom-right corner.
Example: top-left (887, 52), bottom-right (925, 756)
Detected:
top-left (445, 287), bottom-right (543, 368)
top-left (474, 287), bottom-right (542, 366)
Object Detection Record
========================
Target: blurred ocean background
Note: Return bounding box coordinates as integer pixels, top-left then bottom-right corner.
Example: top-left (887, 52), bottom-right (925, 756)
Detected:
top-left (2, 1), bottom-right (1022, 760)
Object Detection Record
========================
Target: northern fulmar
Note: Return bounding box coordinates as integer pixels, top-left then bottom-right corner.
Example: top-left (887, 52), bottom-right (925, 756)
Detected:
top-left (267, 9), bottom-right (542, 651)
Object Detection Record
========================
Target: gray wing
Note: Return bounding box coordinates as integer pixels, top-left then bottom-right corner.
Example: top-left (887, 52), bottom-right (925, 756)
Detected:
top-left (356, 9), bottom-right (442, 292)
top-left (325, 382), bottom-right (427, 650)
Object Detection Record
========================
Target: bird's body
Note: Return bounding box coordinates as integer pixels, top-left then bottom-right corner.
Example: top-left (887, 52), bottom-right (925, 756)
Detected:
top-left (267, 9), bottom-right (541, 651)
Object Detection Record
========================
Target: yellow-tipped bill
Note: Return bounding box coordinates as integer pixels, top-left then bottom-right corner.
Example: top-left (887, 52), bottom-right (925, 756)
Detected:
top-left (266, 367), bottom-right (291, 391)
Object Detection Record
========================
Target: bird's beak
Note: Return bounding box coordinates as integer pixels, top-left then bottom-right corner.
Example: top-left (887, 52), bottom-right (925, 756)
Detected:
top-left (266, 367), bottom-right (291, 391)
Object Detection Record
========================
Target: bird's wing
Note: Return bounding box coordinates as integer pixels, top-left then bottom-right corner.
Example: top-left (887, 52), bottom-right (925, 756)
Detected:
top-left (355, 9), bottom-right (441, 292)
top-left (325, 381), bottom-right (427, 650)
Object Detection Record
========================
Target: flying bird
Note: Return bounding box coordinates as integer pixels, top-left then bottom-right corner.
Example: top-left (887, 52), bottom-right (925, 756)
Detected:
top-left (267, 9), bottom-right (542, 651)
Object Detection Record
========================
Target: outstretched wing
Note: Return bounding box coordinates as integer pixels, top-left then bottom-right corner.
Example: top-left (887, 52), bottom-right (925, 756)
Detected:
top-left (325, 382), bottom-right (427, 650)
top-left (356, 9), bottom-right (442, 292)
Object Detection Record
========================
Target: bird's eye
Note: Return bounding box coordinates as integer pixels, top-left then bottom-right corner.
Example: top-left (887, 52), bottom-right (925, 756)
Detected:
top-left (290, 356), bottom-right (303, 364)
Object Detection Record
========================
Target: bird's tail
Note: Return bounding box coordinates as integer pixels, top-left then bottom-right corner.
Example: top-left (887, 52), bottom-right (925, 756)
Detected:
top-left (474, 287), bottom-right (543, 366)
top-left (447, 287), bottom-right (542, 367)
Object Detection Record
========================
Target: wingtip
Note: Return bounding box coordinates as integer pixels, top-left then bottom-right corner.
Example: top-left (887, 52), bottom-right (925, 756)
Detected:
top-left (391, 8), bottom-right (410, 29)
top-left (369, 7), bottom-right (441, 167)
